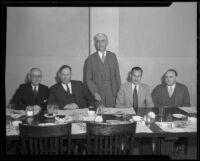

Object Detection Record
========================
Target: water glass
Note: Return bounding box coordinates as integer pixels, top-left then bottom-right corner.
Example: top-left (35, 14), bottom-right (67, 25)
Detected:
top-left (26, 106), bottom-right (34, 117)
top-left (159, 107), bottom-right (165, 122)
top-left (7, 104), bottom-right (15, 113)
top-left (47, 104), bottom-right (54, 115)
top-left (97, 105), bottom-right (104, 115)
top-left (53, 104), bottom-right (59, 115)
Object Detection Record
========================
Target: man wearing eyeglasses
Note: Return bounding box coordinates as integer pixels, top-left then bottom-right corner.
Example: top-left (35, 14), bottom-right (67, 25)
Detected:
top-left (10, 68), bottom-right (49, 112)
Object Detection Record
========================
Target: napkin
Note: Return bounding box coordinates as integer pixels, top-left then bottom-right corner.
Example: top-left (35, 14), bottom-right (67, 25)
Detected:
top-left (103, 108), bottom-right (135, 115)
top-left (155, 122), bottom-right (197, 133)
top-left (57, 108), bottom-right (89, 116)
top-left (136, 122), bottom-right (152, 133)
top-left (178, 106), bottom-right (197, 114)
top-left (71, 123), bottom-right (86, 134)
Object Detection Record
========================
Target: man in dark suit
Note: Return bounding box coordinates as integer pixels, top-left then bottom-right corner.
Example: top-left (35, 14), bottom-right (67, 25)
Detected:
top-left (152, 69), bottom-right (191, 156)
top-left (86, 33), bottom-right (121, 107)
top-left (152, 69), bottom-right (190, 108)
top-left (48, 65), bottom-right (95, 110)
top-left (10, 68), bottom-right (49, 112)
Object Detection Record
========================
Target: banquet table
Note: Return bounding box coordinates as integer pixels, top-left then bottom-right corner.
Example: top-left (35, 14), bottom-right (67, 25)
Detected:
top-left (6, 106), bottom-right (197, 155)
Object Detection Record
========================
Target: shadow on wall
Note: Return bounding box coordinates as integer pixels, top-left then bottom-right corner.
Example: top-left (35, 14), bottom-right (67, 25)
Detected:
top-left (126, 71), bottom-right (131, 82)
top-left (83, 57), bottom-right (89, 85)
top-left (55, 71), bottom-right (60, 84)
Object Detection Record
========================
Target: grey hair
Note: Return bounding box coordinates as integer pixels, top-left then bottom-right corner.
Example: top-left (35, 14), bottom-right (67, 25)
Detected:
top-left (94, 33), bottom-right (108, 42)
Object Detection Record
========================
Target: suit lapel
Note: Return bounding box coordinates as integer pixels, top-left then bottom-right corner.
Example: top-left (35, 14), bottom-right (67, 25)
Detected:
top-left (71, 81), bottom-right (74, 95)
top-left (94, 52), bottom-right (104, 77)
top-left (29, 83), bottom-right (35, 97)
top-left (127, 82), bottom-right (133, 105)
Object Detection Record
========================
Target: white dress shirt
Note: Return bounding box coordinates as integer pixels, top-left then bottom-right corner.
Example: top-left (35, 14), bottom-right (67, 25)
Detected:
top-left (132, 83), bottom-right (139, 94)
top-left (31, 85), bottom-right (39, 93)
top-left (61, 82), bottom-right (72, 94)
top-left (98, 51), bottom-right (107, 60)
top-left (167, 84), bottom-right (176, 96)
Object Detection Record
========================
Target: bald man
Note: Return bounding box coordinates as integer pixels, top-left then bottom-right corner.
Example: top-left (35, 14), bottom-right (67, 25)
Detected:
top-left (10, 68), bottom-right (49, 111)
top-left (86, 33), bottom-right (121, 107)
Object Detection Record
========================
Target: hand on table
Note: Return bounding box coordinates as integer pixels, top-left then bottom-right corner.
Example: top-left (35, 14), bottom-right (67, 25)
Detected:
top-left (63, 103), bottom-right (79, 110)
top-left (94, 92), bottom-right (101, 101)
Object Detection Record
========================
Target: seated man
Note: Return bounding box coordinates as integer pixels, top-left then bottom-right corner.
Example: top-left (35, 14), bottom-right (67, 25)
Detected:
top-left (116, 66), bottom-right (154, 155)
top-left (116, 66), bottom-right (154, 111)
top-left (48, 65), bottom-right (95, 110)
top-left (152, 69), bottom-right (190, 107)
top-left (10, 68), bottom-right (49, 112)
top-left (152, 69), bottom-right (191, 156)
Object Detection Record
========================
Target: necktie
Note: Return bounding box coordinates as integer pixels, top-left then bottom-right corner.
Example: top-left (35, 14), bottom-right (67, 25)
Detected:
top-left (133, 85), bottom-right (138, 113)
top-left (168, 86), bottom-right (173, 97)
top-left (33, 86), bottom-right (37, 96)
top-left (66, 85), bottom-right (71, 95)
top-left (102, 53), bottom-right (105, 63)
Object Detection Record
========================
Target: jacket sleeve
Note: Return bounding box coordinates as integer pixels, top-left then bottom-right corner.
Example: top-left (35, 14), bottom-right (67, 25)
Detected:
top-left (151, 86), bottom-right (161, 108)
top-left (113, 54), bottom-right (121, 93)
top-left (115, 85), bottom-right (127, 108)
top-left (85, 57), bottom-right (98, 95)
top-left (145, 85), bottom-right (154, 108)
top-left (82, 83), bottom-right (95, 107)
top-left (10, 85), bottom-right (26, 110)
top-left (182, 85), bottom-right (191, 107)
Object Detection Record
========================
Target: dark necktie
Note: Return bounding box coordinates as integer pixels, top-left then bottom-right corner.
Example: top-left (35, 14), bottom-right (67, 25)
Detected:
top-left (33, 86), bottom-right (37, 96)
top-left (66, 85), bottom-right (71, 95)
top-left (133, 85), bottom-right (138, 113)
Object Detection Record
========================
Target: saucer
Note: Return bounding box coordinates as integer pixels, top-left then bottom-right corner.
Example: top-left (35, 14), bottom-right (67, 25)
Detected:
top-left (44, 113), bottom-right (55, 118)
top-left (172, 114), bottom-right (186, 119)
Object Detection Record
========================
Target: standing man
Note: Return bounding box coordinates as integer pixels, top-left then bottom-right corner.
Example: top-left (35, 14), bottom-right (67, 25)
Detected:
top-left (48, 65), bottom-right (95, 110)
top-left (116, 66), bottom-right (154, 111)
top-left (10, 68), bottom-right (49, 112)
top-left (86, 33), bottom-right (121, 107)
top-left (152, 69), bottom-right (190, 107)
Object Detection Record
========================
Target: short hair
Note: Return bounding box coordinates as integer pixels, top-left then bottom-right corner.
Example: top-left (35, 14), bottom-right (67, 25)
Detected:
top-left (94, 33), bottom-right (108, 42)
top-left (58, 65), bottom-right (72, 73)
top-left (131, 66), bottom-right (143, 75)
top-left (166, 69), bottom-right (178, 76)
top-left (29, 68), bottom-right (42, 75)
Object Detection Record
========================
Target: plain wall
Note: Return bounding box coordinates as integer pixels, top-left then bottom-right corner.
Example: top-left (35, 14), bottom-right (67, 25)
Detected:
top-left (6, 3), bottom-right (197, 106)
top-left (6, 7), bottom-right (89, 104)
top-left (118, 3), bottom-right (197, 106)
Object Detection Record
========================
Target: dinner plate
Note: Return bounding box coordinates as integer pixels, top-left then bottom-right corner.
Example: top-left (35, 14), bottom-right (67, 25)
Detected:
top-left (112, 111), bottom-right (124, 117)
top-left (132, 115), bottom-right (143, 122)
top-left (172, 114), bottom-right (186, 119)
top-left (11, 113), bottom-right (23, 119)
top-left (44, 113), bottom-right (56, 118)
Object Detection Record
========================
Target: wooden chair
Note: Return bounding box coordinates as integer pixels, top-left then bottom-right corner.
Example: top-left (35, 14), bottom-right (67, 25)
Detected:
top-left (19, 123), bottom-right (71, 155)
top-left (86, 122), bottom-right (137, 155)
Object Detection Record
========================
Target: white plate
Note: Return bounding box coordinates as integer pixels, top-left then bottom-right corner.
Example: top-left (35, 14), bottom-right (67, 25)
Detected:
top-left (172, 114), bottom-right (186, 119)
top-left (11, 114), bottom-right (23, 119)
top-left (44, 113), bottom-right (56, 118)
top-left (132, 115), bottom-right (142, 122)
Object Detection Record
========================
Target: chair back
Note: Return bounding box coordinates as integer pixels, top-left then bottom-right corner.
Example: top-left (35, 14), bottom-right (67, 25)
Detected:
top-left (19, 123), bottom-right (71, 155)
top-left (86, 122), bottom-right (136, 155)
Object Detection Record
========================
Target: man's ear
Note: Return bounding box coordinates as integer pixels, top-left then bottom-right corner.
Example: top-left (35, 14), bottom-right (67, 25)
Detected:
top-left (27, 73), bottom-right (31, 81)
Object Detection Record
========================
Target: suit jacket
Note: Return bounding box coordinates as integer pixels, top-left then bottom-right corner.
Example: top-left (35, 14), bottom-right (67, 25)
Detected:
top-left (11, 82), bottom-right (49, 110)
top-left (152, 82), bottom-right (191, 107)
top-left (48, 80), bottom-right (95, 109)
top-left (85, 51), bottom-right (121, 97)
top-left (115, 82), bottom-right (154, 108)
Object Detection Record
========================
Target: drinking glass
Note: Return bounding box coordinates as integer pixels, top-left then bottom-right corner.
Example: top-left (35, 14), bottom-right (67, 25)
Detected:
top-left (7, 104), bottom-right (15, 113)
top-left (47, 104), bottom-right (54, 115)
top-left (26, 106), bottom-right (34, 117)
top-left (159, 107), bottom-right (165, 122)
top-left (53, 104), bottom-right (59, 115)
top-left (97, 105), bottom-right (104, 116)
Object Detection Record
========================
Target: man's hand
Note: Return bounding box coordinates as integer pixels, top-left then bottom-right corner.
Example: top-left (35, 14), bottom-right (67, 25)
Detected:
top-left (94, 92), bottom-right (101, 101)
top-left (63, 103), bottom-right (79, 110)
top-left (33, 105), bottom-right (41, 115)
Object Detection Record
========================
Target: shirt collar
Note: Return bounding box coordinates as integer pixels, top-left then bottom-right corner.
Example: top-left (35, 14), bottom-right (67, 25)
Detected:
top-left (167, 83), bottom-right (176, 89)
top-left (61, 82), bottom-right (71, 93)
top-left (132, 83), bottom-right (139, 92)
top-left (98, 51), bottom-right (107, 58)
top-left (31, 84), bottom-right (39, 90)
